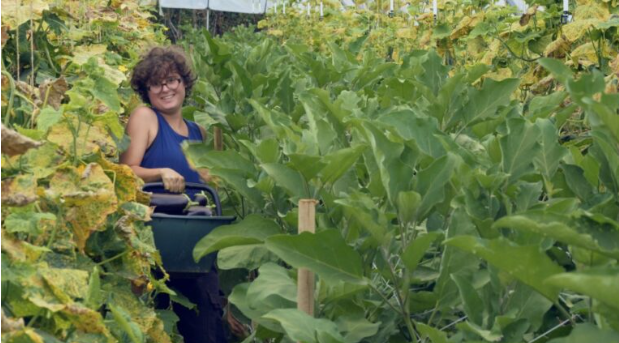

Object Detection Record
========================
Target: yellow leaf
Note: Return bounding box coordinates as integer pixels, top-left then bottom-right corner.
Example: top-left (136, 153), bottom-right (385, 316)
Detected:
top-left (611, 54), bottom-right (619, 78)
top-left (97, 156), bottom-right (143, 203)
top-left (1, 174), bottom-right (37, 206)
top-left (562, 19), bottom-right (599, 42)
top-left (485, 68), bottom-right (513, 81)
top-left (1, 231), bottom-right (49, 263)
top-left (481, 39), bottom-right (501, 65)
top-left (71, 44), bottom-right (108, 66)
top-left (2, 328), bottom-right (45, 343)
top-left (450, 15), bottom-right (473, 40)
top-left (63, 303), bottom-right (113, 336)
top-left (40, 268), bottom-right (89, 299)
top-left (0, 0), bottom-right (49, 28)
top-left (47, 120), bottom-right (117, 157)
top-left (544, 37), bottom-right (570, 57)
top-left (49, 164), bottom-right (118, 251)
top-left (573, 3), bottom-right (610, 21)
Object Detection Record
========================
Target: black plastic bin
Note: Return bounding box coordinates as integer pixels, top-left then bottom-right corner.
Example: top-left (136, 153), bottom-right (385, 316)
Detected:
top-left (144, 183), bottom-right (235, 273)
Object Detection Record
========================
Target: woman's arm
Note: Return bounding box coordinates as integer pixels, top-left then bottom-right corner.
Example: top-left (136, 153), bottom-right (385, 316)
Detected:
top-left (120, 107), bottom-right (185, 192)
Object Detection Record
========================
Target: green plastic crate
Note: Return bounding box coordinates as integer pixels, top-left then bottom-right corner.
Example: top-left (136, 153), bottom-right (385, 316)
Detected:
top-left (150, 214), bottom-right (235, 273)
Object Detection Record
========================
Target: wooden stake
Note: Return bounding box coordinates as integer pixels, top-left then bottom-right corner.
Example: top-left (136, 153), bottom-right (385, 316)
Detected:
top-left (214, 127), bottom-right (223, 151)
top-left (297, 199), bottom-right (317, 316)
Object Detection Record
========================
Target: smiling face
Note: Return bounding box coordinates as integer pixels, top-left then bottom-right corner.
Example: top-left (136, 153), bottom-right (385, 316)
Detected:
top-left (147, 73), bottom-right (186, 115)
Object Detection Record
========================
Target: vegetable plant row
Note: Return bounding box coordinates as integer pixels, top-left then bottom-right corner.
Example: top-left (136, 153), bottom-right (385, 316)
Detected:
top-left (181, 3), bottom-right (619, 341)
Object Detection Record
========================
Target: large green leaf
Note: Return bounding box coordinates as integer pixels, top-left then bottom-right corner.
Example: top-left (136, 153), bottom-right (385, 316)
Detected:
top-left (265, 230), bottom-right (366, 285)
top-left (445, 236), bottom-right (564, 300)
top-left (193, 214), bottom-right (281, 262)
top-left (500, 118), bottom-right (542, 182)
top-left (378, 110), bottom-right (446, 158)
top-left (416, 323), bottom-right (449, 343)
top-left (263, 309), bottom-right (345, 343)
top-left (361, 121), bottom-right (413, 205)
top-left (538, 58), bottom-right (574, 84)
top-left (413, 153), bottom-right (457, 220)
top-left (336, 315), bottom-right (380, 343)
top-left (247, 263), bottom-right (297, 311)
top-left (320, 146), bottom-right (367, 185)
top-left (451, 273), bottom-right (484, 325)
top-left (547, 324), bottom-right (619, 343)
top-left (493, 215), bottom-right (619, 259)
top-left (287, 153), bottom-right (327, 182)
top-left (545, 269), bottom-right (619, 310)
top-left (534, 119), bottom-right (568, 181)
top-left (261, 163), bottom-right (307, 198)
top-left (217, 244), bottom-right (278, 270)
top-left (401, 232), bottom-right (443, 272)
top-left (456, 78), bottom-right (520, 127)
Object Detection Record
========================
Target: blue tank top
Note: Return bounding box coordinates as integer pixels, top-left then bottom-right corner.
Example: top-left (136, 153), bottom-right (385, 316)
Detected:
top-left (140, 109), bottom-right (204, 184)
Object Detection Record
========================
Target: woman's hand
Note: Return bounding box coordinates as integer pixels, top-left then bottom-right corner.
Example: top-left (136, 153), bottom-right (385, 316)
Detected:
top-left (198, 168), bottom-right (220, 186)
top-left (160, 168), bottom-right (185, 193)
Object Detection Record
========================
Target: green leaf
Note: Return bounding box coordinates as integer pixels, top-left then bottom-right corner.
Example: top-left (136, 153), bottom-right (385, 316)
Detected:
top-left (545, 269), bottom-right (619, 310)
top-left (414, 154), bottom-right (457, 220)
top-left (185, 148), bottom-right (256, 177)
top-left (561, 165), bottom-right (595, 201)
top-left (85, 267), bottom-right (102, 310)
top-left (320, 146), bottom-right (367, 185)
top-left (90, 76), bottom-right (120, 112)
top-left (277, 70), bottom-right (295, 114)
top-left (500, 118), bottom-right (542, 182)
top-left (265, 230), bottom-right (366, 285)
top-left (534, 119), bottom-right (568, 180)
top-left (263, 309), bottom-right (345, 343)
top-left (37, 107), bottom-right (64, 133)
top-left (538, 58), bottom-right (573, 84)
top-left (379, 111), bottom-right (446, 158)
top-left (108, 304), bottom-right (143, 343)
top-left (397, 191), bottom-right (422, 226)
top-left (287, 153), bottom-right (327, 182)
top-left (361, 121), bottom-right (413, 205)
top-left (451, 274), bottom-right (484, 325)
top-left (402, 232), bottom-right (443, 272)
top-left (4, 212), bottom-right (56, 236)
top-left (417, 50), bottom-right (449, 96)
top-left (457, 78), bottom-right (520, 127)
top-left (261, 163), bottom-right (307, 198)
top-left (416, 323), bottom-right (449, 343)
top-left (445, 236), bottom-right (563, 300)
top-left (493, 215), bottom-right (619, 259)
top-left (217, 244), bottom-right (278, 270)
top-left (547, 324), bottom-right (619, 343)
top-left (193, 214), bottom-right (281, 262)
top-left (247, 263), bottom-right (297, 310)
top-left (336, 315), bottom-right (380, 343)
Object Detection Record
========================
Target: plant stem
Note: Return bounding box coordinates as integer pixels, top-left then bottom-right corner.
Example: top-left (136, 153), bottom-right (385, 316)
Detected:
top-left (2, 71), bottom-right (17, 126)
top-left (381, 248), bottom-right (417, 342)
top-left (96, 250), bottom-right (129, 266)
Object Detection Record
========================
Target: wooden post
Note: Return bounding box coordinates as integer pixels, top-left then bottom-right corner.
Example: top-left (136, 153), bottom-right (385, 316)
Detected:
top-left (214, 127), bottom-right (223, 151)
top-left (297, 199), bottom-right (317, 316)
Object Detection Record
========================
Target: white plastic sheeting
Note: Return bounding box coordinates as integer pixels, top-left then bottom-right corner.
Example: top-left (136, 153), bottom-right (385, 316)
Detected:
top-left (159, 0), bottom-right (268, 13)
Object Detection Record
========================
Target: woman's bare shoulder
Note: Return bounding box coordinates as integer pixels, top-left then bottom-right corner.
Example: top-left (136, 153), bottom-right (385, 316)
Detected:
top-left (129, 106), bottom-right (157, 121)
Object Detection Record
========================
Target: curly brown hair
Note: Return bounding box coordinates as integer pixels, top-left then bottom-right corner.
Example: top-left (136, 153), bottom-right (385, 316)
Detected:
top-left (130, 46), bottom-right (196, 105)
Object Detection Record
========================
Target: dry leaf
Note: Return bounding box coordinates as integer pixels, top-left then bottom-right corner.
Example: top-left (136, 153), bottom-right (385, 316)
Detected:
top-left (1, 124), bottom-right (42, 156)
top-left (38, 77), bottom-right (68, 110)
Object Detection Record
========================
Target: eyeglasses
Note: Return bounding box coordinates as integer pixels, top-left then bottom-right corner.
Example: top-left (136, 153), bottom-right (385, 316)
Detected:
top-left (148, 77), bottom-right (182, 94)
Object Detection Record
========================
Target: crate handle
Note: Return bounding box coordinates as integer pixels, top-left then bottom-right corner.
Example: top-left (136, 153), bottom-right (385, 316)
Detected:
top-left (143, 182), bottom-right (223, 216)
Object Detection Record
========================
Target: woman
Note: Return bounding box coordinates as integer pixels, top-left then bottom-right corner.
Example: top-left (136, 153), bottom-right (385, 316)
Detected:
top-left (121, 46), bottom-right (244, 343)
